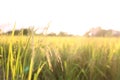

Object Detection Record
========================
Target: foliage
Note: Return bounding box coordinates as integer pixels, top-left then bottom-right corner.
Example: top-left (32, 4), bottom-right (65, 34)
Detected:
top-left (47, 32), bottom-right (56, 36)
top-left (58, 32), bottom-right (69, 36)
top-left (84, 27), bottom-right (120, 37)
top-left (5, 29), bottom-right (74, 37)
top-left (5, 28), bottom-right (33, 35)
top-left (0, 35), bottom-right (120, 80)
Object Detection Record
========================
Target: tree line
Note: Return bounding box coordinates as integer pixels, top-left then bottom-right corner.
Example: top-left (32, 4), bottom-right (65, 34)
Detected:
top-left (3, 28), bottom-right (73, 36)
top-left (84, 27), bottom-right (120, 37)
top-left (1, 27), bottom-right (120, 37)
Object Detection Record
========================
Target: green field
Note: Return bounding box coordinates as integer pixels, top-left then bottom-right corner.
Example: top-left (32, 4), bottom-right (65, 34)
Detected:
top-left (0, 35), bottom-right (120, 80)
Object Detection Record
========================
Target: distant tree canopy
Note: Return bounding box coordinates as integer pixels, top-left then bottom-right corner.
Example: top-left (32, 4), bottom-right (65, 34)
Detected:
top-left (6, 28), bottom-right (33, 35)
top-left (84, 27), bottom-right (120, 37)
top-left (5, 28), bottom-right (73, 36)
top-left (58, 32), bottom-right (68, 36)
top-left (47, 32), bottom-right (73, 36)
top-left (47, 32), bottom-right (56, 36)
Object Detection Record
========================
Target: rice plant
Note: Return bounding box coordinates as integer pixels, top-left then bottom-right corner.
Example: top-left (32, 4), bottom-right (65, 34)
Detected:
top-left (0, 31), bottom-right (120, 80)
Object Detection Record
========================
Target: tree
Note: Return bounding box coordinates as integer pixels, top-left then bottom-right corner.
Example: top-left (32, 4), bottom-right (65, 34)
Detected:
top-left (47, 32), bottom-right (56, 36)
top-left (58, 32), bottom-right (68, 36)
top-left (5, 28), bottom-right (33, 35)
top-left (83, 31), bottom-right (90, 37)
top-left (84, 27), bottom-right (120, 37)
top-left (22, 28), bottom-right (33, 35)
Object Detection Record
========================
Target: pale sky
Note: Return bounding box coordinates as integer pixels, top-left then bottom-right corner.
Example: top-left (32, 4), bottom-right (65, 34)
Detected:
top-left (0, 0), bottom-right (120, 35)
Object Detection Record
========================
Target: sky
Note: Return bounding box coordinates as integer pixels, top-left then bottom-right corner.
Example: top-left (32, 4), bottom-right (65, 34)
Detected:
top-left (0, 0), bottom-right (120, 35)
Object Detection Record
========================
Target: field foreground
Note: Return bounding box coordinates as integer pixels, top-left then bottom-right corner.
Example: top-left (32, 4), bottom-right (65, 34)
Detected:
top-left (0, 36), bottom-right (120, 80)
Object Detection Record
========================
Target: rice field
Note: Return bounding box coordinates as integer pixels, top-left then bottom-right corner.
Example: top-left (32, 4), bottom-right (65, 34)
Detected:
top-left (0, 35), bottom-right (120, 80)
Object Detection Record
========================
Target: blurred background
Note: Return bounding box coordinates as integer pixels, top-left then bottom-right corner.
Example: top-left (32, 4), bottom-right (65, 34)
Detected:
top-left (0, 0), bottom-right (120, 36)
